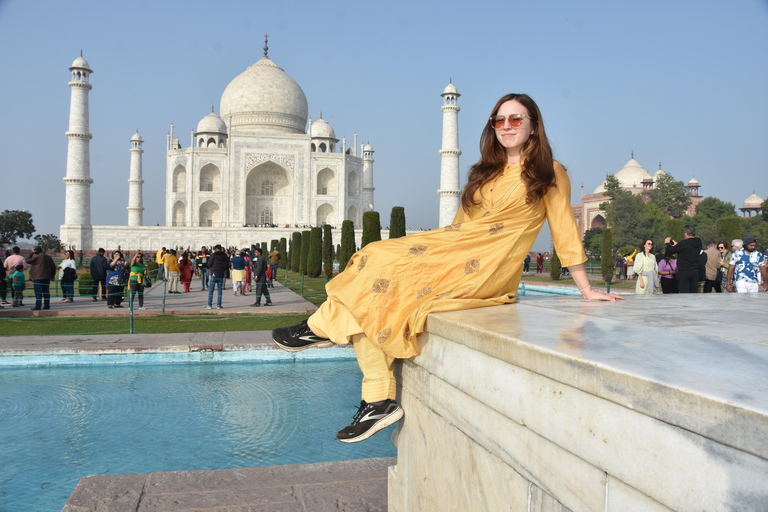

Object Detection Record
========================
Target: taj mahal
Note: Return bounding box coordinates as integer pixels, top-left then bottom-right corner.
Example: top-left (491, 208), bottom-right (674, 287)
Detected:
top-left (60, 38), bottom-right (465, 251)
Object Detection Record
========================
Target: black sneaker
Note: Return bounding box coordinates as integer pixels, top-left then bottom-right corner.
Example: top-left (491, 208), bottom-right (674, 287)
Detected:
top-left (336, 400), bottom-right (404, 444)
top-left (272, 319), bottom-right (333, 352)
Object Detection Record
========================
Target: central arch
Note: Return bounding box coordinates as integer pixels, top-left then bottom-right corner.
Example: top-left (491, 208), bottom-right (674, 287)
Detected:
top-left (316, 203), bottom-right (335, 225)
top-left (245, 161), bottom-right (292, 226)
top-left (199, 200), bottom-right (221, 227)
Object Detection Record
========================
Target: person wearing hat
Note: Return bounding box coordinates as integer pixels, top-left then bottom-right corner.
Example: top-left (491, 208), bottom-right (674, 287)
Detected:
top-left (726, 234), bottom-right (767, 293)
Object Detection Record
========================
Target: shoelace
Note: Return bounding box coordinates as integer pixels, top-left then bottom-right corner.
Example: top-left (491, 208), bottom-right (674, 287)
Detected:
top-left (290, 320), bottom-right (312, 337)
top-left (351, 401), bottom-right (370, 423)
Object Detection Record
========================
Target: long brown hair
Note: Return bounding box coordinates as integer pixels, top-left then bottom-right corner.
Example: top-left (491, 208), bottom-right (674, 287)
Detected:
top-left (460, 93), bottom-right (556, 212)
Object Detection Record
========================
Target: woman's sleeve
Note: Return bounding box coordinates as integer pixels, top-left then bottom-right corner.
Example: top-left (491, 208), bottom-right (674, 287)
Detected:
top-left (542, 162), bottom-right (587, 267)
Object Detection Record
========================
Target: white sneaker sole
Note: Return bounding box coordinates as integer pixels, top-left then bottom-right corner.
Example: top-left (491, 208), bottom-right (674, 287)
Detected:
top-left (272, 339), bottom-right (335, 352)
top-left (337, 407), bottom-right (404, 444)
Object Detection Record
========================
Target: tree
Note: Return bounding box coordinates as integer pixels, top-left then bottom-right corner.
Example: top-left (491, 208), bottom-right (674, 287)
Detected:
top-left (549, 249), bottom-right (561, 280)
top-left (589, 233), bottom-right (603, 258)
top-left (290, 232), bottom-right (301, 272)
top-left (763, 198), bottom-right (768, 223)
top-left (601, 228), bottom-right (614, 285)
top-left (646, 173), bottom-right (690, 218)
top-left (582, 227), bottom-right (603, 253)
top-left (270, 239), bottom-right (279, 252)
top-left (362, 211), bottom-right (381, 248)
top-left (601, 174), bottom-right (624, 199)
top-left (0, 209), bottom-right (35, 248)
top-left (299, 230), bottom-right (310, 275)
top-left (716, 216), bottom-right (742, 246)
top-left (389, 206), bottom-right (406, 239)
top-left (601, 189), bottom-right (647, 249)
top-left (666, 219), bottom-right (685, 241)
top-left (33, 234), bottom-right (63, 253)
top-left (261, 241), bottom-right (268, 257)
top-left (322, 225), bottom-right (333, 279)
top-left (338, 220), bottom-right (355, 272)
top-left (307, 227), bottom-right (322, 278)
top-left (278, 238), bottom-right (287, 269)
top-left (693, 197), bottom-right (736, 228)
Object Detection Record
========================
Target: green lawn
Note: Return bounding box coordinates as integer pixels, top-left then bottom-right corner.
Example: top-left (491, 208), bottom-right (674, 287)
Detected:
top-left (0, 314), bottom-right (310, 337)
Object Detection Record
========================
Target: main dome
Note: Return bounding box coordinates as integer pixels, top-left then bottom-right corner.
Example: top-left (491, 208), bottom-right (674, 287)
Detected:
top-left (220, 56), bottom-right (308, 134)
top-left (594, 158), bottom-right (653, 194)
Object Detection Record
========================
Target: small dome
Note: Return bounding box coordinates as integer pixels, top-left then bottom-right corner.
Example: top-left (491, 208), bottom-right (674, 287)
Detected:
top-left (743, 193), bottom-right (764, 208)
top-left (196, 112), bottom-right (227, 134)
top-left (130, 131), bottom-right (143, 142)
top-left (688, 176), bottom-right (699, 186)
top-left (442, 82), bottom-right (458, 95)
top-left (220, 55), bottom-right (308, 134)
top-left (594, 157), bottom-right (652, 194)
top-left (70, 55), bottom-right (92, 72)
top-left (653, 168), bottom-right (667, 181)
top-left (363, 143), bottom-right (373, 152)
top-left (311, 118), bottom-right (336, 140)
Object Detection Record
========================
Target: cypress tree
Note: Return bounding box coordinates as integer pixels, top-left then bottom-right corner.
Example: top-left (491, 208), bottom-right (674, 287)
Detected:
top-left (362, 211), bottom-right (381, 248)
top-left (601, 228), bottom-right (614, 285)
top-left (389, 206), bottom-right (406, 239)
top-left (339, 220), bottom-right (355, 272)
top-left (549, 249), bottom-right (562, 280)
top-left (270, 239), bottom-right (279, 252)
top-left (261, 242), bottom-right (268, 258)
top-left (323, 224), bottom-right (333, 279)
top-left (716, 216), bottom-right (742, 245)
top-left (307, 227), bottom-right (323, 278)
top-left (299, 230), bottom-right (311, 275)
top-left (290, 232), bottom-right (301, 272)
top-left (336, 244), bottom-right (340, 260)
top-left (278, 237), bottom-right (287, 269)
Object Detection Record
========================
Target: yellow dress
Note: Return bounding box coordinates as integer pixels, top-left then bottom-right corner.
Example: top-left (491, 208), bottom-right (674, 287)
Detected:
top-left (317, 162), bottom-right (586, 359)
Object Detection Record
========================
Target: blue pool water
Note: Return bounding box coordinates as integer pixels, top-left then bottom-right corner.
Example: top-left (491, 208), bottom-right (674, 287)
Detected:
top-left (0, 360), bottom-right (397, 512)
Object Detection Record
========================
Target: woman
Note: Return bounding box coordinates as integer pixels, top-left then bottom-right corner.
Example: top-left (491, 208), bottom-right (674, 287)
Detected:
top-left (58, 250), bottom-right (78, 302)
top-left (243, 248), bottom-right (252, 293)
top-left (128, 252), bottom-right (148, 310)
top-left (272, 93), bottom-right (622, 444)
top-left (633, 239), bottom-right (658, 295)
top-left (717, 241), bottom-right (731, 292)
top-left (658, 253), bottom-right (678, 294)
top-left (179, 252), bottom-right (193, 293)
top-left (230, 251), bottom-right (247, 296)
top-left (106, 250), bottom-right (127, 309)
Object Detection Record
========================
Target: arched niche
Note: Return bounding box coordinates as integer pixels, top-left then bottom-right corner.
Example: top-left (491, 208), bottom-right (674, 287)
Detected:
top-left (317, 203), bottom-right (335, 225)
top-left (245, 160), bottom-right (292, 226)
top-left (347, 171), bottom-right (359, 197)
top-left (317, 168), bottom-right (336, 195)
top-left (172, 201), bottom-right (186, 227)
top-left (199, 164), bottom-right (221, 192)
top-left (590, 214), bottom-right (606, 229)
top-left (172, 165), bottom-right (186, 193)
top-left (347, 204), bottom-right (358, 228)
top-left (199, 200), bottom-right (220, 227)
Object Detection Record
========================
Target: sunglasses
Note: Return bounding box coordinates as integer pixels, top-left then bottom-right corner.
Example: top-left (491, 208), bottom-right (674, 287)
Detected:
top-left (490, 114), bottom-right (530, 130)
top-left (718, 246), bottom-right (725, 249)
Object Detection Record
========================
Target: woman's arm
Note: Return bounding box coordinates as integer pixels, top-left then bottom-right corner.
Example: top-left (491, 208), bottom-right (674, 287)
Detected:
top-left (569, 263), bottom-right (624, 301)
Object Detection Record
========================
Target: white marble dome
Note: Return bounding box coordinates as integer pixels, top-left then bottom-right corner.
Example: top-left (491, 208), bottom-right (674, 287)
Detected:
top-left (743, 192), bottom-right (764, 208)
top-left (130, 131), bottom-right (142, 142)
top-left (442, 82), bottom-right (458, 95)
top-left (196, 112), bottom-right (227, 134)
top-left (70, 55), bottom-right (91, 70)
top-left (220, 56), bottom-right (308, 134)
top-left (364, 143), bottom-right (373, 152)
top-left (311, 118), bottom-right (336, 139)
top-left (594, 157), bottom-right (652, 194)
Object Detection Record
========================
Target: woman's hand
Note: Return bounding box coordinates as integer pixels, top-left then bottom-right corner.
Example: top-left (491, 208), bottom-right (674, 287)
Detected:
top-left (639, 276), bottom-right (645, 289)
top-left (582, 287), bottom-right (624, 301)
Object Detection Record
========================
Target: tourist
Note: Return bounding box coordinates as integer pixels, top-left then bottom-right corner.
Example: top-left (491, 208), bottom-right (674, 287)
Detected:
top-left (726, 234), bottom-right (767, 293)
top-left (3, 246), bottom-right (28, 275)
top-left (250, 247), bottom-right (273, 307)
top-left (703, 241), bottom-right (721, 293)
top-left (664, 226), bottom-right (702, 293)
top-left (633, 239), bottom-right (658, 295)
top-left (230, 251), bottom-right (248, 296)
top-left (179, 251), bottom-right (193, 293)
top-left (271, 93), bottom-right (622, 444)
top-left (658, 253), bottom-right (678, 294)
top-left (615, 253), bottom-right (624, 281)
top-left (78, 249), bottom-right (84, 267)
top-left (268, 246), bottom-right (281, 287)
top-left (128, 252), bottom-right (148, 310)
top-left (156, 247), bottom-right (166, 281)
top-left (243, 248), bottom-right (252, 293)
top-left (165, 249), bottom-right (180, 293)
top-left (27, 246), bottom-right (57, 311)
top-left (536, 253), bottom-right (543, 273)
top-left (89, 248), bottom-right (109, 301)
top-left (106, 250), bottom-right (127, 309)
top-left (206, 244), bottom-right (229, 309)
top-left (10, 264), bottom-right (26, 307)
top-left (0, 258), bottom-right (6, 306)
top-left (523, 253), bottom-right (530, 274)
top-left (58, 249), bottom-right (78, 302)
top-left (196, 247), bottom-right (209, 290)
top-left (717, 241), bottom-right (731, 291)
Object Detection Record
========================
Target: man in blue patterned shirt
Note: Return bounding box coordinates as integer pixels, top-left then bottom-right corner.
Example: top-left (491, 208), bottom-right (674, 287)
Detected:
top-left (726, 234), bottom-right (767, 293)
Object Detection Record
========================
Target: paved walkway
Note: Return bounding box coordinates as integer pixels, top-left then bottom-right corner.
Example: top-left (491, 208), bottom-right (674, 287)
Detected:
top-left (0, 280), bottom-right (318, 318)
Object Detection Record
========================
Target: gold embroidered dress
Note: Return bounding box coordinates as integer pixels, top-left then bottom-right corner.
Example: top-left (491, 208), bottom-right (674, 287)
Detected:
top-left (314, 162), bottom-right (586, 359)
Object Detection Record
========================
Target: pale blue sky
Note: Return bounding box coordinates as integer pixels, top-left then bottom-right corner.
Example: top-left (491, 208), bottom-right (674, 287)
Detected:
top-left (1, 0), bottom-right (766, 250)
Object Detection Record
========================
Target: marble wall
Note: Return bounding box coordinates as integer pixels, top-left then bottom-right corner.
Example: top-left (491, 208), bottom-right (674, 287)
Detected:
top-left (388, 294), bottom-right (768, 511)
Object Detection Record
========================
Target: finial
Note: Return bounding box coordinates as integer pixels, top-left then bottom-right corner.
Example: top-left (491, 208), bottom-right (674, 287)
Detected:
top-left (450, 77), bottom-right (452, 84)
top-left (263, 33), bottom-right (269, 57)
top-left (631, 150), bottom-right (634, 159)
top-left (319, 110), bottom-right (323, 119)
top-left (211, 104), bottom-right (215, 113)
top-left (80, 49), bottom-right (83, 57)
top-left (659, 161), bottom-right (662, 169)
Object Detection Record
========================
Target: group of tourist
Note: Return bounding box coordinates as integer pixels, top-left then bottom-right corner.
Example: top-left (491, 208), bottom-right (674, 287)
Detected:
top-left (628, 226), bottom-right (767, 295)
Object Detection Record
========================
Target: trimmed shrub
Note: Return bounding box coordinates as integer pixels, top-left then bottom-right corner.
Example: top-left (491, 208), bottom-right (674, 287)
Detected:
top-left (323, 225), bottom-right (333, 279)
top-left (307, 227), bottom-right (322, 278)
top-left (78, 271), bottom-right (93, 296)
top-left (361, 211), bottom-right (381, 248)
top-left (290, 232), bottom-right (301, 272)
top-left (549, 250), bottom-right (562, 281)
top-left (299, 230), bottom-right (310, 275)
top-left (146, 260), bottom-right (159, 283)
top-left (270, 239), bottom-right (279, 252)
top-left (716, 216), bottom-right (742, 245)
top-left (601, 228), bottom-right (614, 284)
top-left (339, 220), bottom-right (355, 272)
top-left (666, 219), bottom-right (685, 242)
top-left (389, 206), bottom-right (406, 239)
top-left (261, 242), bottom-right (267, 258)
top-left (278, 238), bottom-right (287, 269)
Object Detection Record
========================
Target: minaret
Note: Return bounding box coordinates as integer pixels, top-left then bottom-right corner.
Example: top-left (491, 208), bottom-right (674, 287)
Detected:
top-left (127, 131), bottom-right (144, 226)
top-left (362, 143), bottom-right (375, 211)
top-left (438, 80), bottom-right (461, 227)
top-left (63, 52), bottom-right (94, 228)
